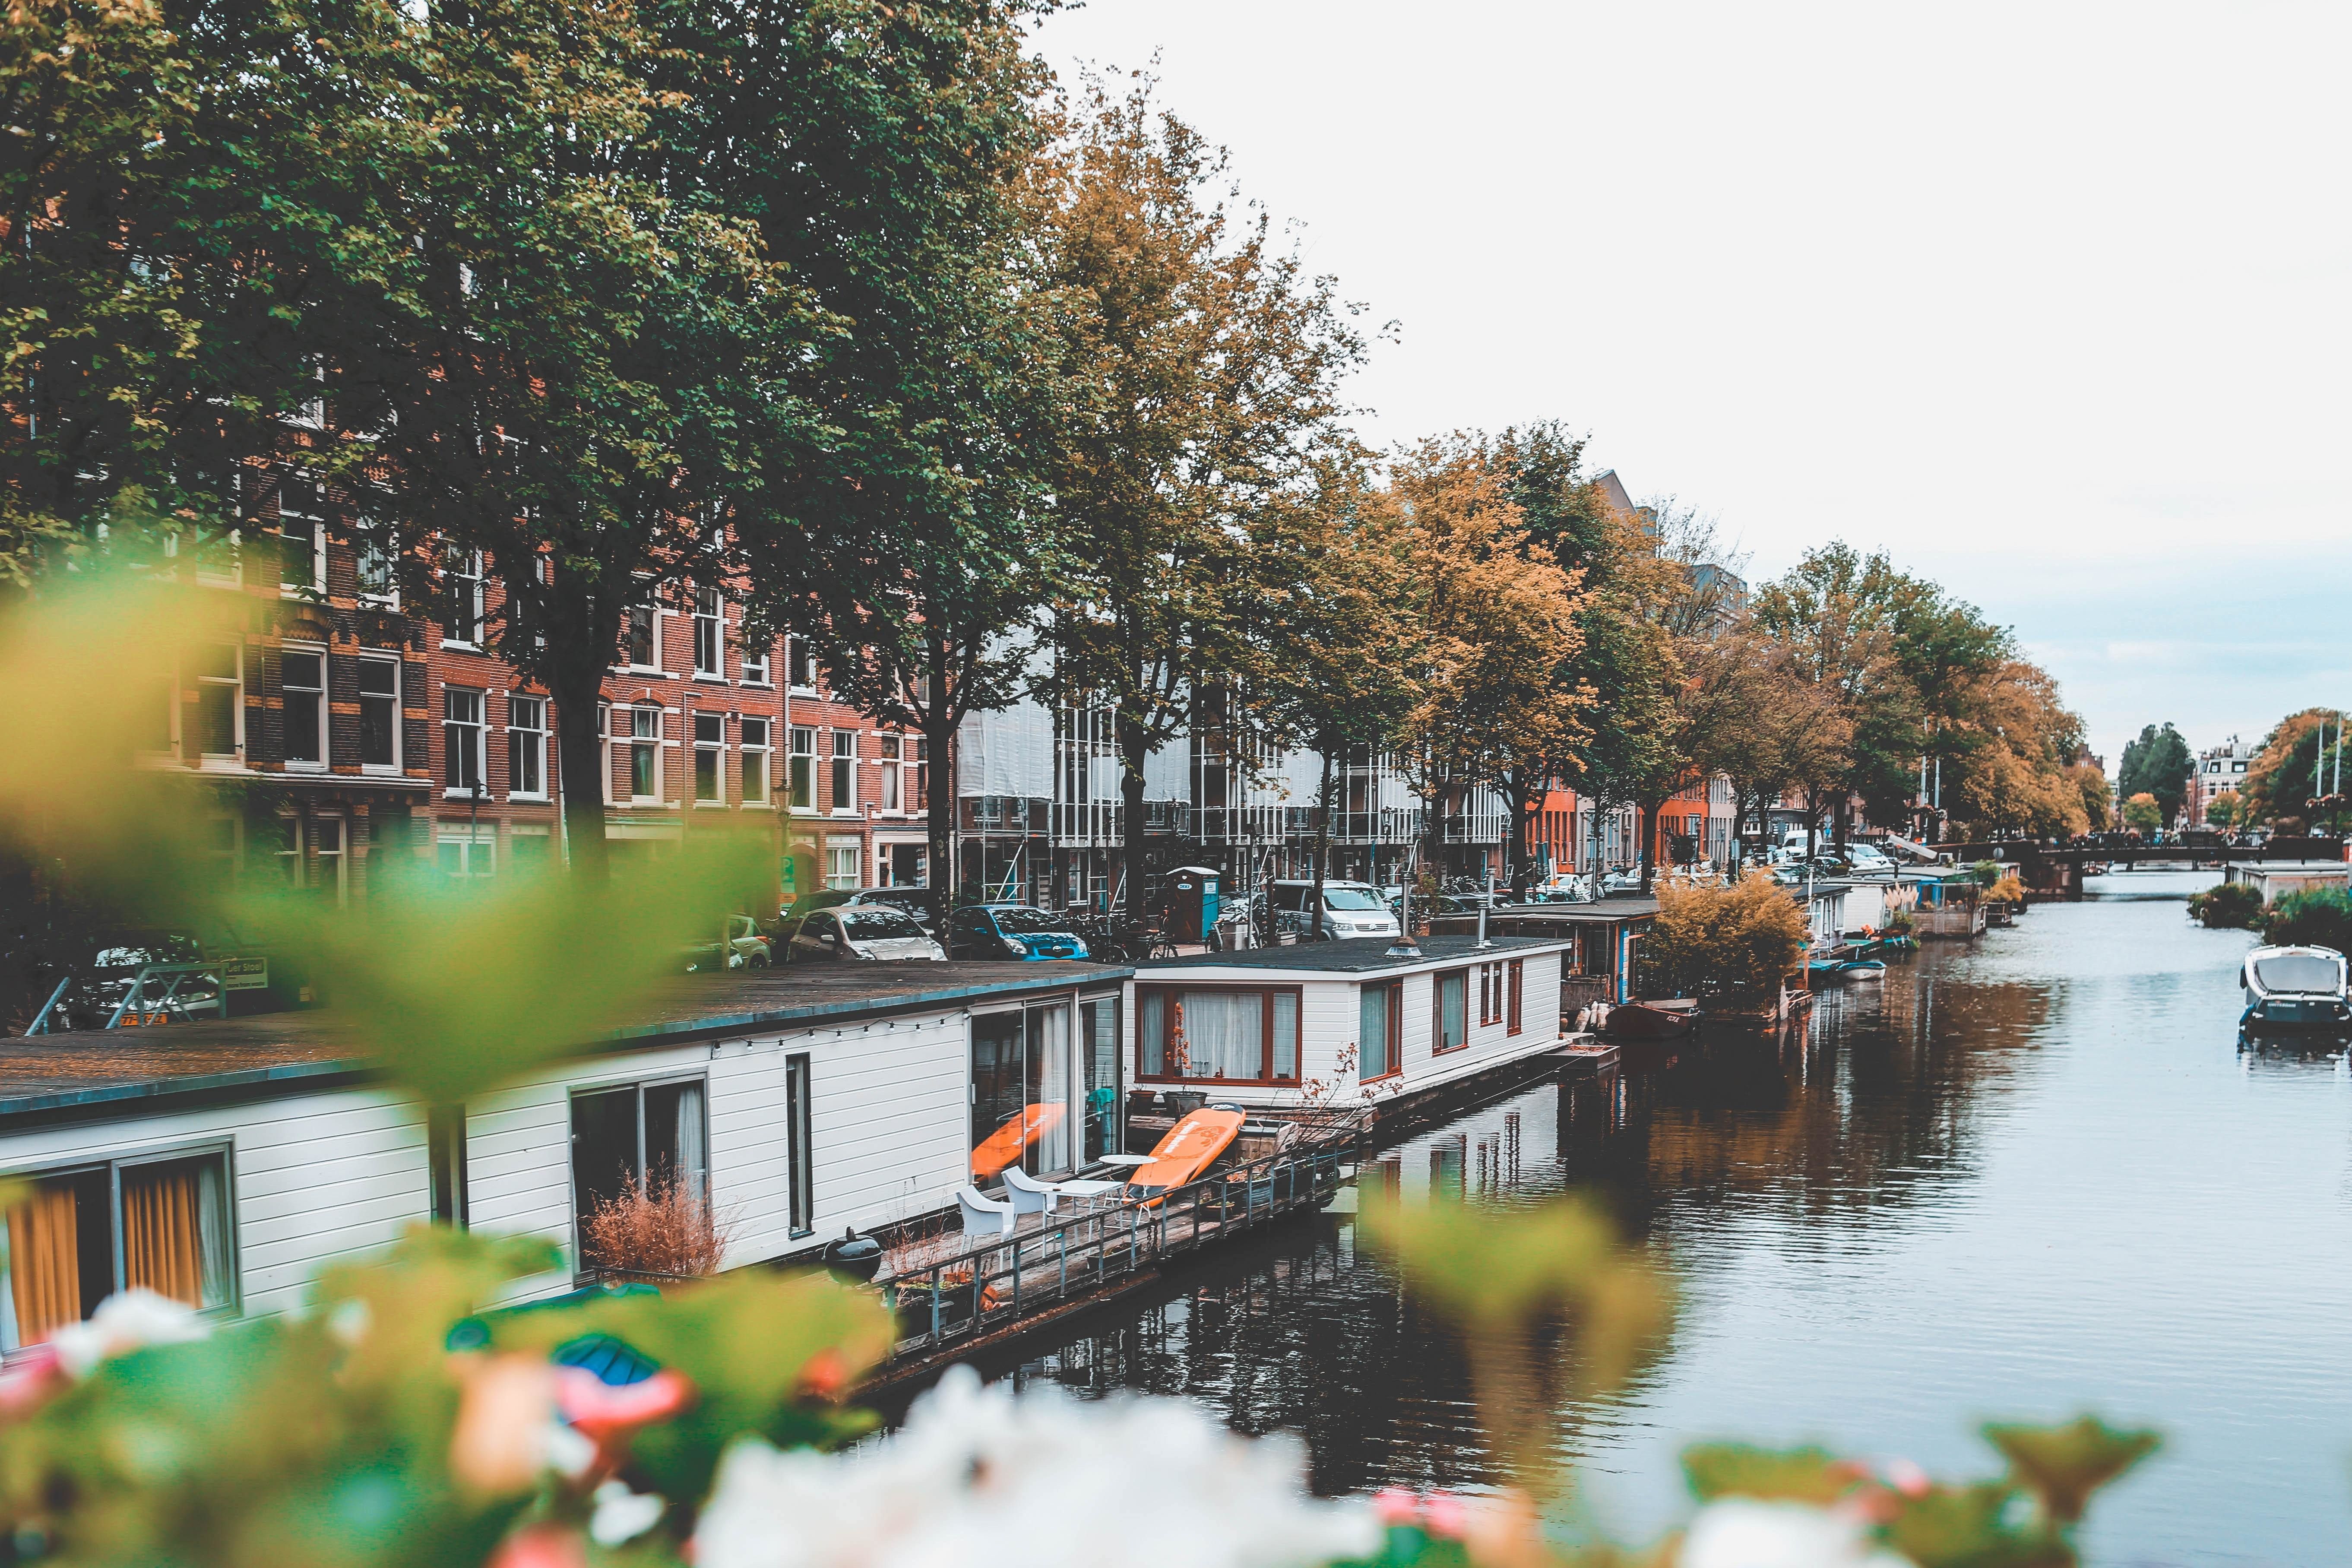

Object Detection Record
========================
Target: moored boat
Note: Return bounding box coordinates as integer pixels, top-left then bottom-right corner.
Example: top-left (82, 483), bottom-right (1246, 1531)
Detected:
top-left (1126, 1106), bottom-right (1245, 1203)
top-left (1838, 959), bottom-right (1887, 982)
top-left (1598, 1000), bottom-right (1697, 1039)
top-left (2240, 945), bottom-right (2352, 1032)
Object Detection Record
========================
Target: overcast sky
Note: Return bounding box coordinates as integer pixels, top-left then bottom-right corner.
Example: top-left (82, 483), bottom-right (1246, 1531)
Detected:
top-left (1032, 0), bottom-right (2352, 771)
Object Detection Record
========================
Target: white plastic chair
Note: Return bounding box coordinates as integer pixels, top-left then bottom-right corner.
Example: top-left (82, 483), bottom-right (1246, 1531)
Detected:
top-left (956, 1185), bottom-right (1016, 1236)
top-left (1000, 1166), bottom-right (1057, 1215)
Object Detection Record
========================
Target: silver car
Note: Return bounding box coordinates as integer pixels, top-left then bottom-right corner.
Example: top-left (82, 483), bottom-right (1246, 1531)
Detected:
top-left (788, 906), bottom-right (946, 963)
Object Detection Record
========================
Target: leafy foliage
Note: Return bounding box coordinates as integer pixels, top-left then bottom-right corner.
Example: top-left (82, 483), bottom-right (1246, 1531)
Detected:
top-left (2257, 885), bottom-right (2352, 952)
top-left (1643, 873), bottom-right (1811, 1001)
top-left (2121, 793), bottom-right (2161, 833)
top-left (2117, 724), bottom-right (2193, 827)
top-left (2186, 881), bottom-right (2262, 929)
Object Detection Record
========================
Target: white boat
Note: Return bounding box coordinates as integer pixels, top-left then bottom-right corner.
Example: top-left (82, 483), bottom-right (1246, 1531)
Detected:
top-left (2239, 944), bottom-right (2352, 1032)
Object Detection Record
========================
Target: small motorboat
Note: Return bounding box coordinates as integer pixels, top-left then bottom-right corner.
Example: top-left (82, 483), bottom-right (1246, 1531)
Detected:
top-left (1838, 959), bottom-right (1887, 982)
top-left (1126, 1105), bottom-right (1245, 1204)
top-left (969, 1103), bottom-right (1065, 1182)
top-left (2240, 944), bottom-right (2352, 1033)
top-left (1806, 958), bottom-right (1850, 985)
top-left (1598, 1000), bottom-right (1697, 1040)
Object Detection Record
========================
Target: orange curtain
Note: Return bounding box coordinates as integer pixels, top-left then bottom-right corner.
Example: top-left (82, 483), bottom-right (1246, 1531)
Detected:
top-left (7, 1184), bottom-right (81, 1346)
top-left (122, 1164), bottom-right (203, 1307)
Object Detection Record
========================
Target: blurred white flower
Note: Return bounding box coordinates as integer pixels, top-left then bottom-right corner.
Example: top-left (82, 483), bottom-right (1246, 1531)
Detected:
top-left (50, 1289), bottom-right (211, 1378)
top-left (589, 1479), bottom-right (666, 1547)
top-left (696, 1365), bottom-right (1378, 1568)
top-left (1680, 1499), bottom-right (1915, 1568)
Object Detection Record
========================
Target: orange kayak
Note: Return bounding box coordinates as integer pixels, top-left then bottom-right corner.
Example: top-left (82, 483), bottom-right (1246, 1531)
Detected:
top-left (970, 1103), bottom-right (1065, 1182)
top-left (1127, 1107), bottom-right (1245, 1204)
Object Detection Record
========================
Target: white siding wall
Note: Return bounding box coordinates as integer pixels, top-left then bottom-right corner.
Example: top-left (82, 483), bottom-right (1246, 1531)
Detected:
top-left (0, 1001), bottom-right (987, 1323)
top-left (0, 1086), bottom-right (430, 1321)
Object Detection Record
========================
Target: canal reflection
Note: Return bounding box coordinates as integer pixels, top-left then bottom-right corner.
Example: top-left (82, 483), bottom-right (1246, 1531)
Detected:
top-left (972, 873), bottom-right (2352, 1567)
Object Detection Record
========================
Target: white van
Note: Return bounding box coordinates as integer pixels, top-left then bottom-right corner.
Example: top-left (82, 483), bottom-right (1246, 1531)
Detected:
top-left (1260, 880), bottom-right (1402, 939)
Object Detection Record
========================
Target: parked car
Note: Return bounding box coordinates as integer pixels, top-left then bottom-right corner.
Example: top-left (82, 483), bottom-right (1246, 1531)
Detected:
top-left (1252, 880), bottom-right (1402, 940)
top-left (844, 887), bottom-right (943, 934)
top-left (775, 890), bottom-right (858, 942)
top-left (944, 903), bottom-right (1090, 961)
top-left (1844, 843), bottom-right (1897, 876)
top-left (787, 906), bottom-right (946, 963)
top-left (1599, 868), bottom-right (1645, 894)
top-left (682, 915), bottom-right (772, 974)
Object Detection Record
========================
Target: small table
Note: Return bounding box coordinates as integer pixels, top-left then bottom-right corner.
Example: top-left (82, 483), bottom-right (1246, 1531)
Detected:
top-left (1094, 1153), bottom-right (1158, 1167)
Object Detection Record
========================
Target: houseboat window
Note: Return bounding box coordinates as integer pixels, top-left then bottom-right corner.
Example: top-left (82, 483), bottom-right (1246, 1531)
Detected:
top-left (1434, 971), bottom-right (1469, 1053)
top-left (970, 1004), bottom-right (1074, 1182)
top-left (1135, 986), bottom-right (1302, 1084)
top-left (2, 1151), bottom-right (235, 1351)
top-left (1360, 980), bottom-right (1401, 1080)
top-left (1476, 960), bottom-right (1506, 1026)
top-left (568, 1079), bottom-right (708, 1274)
top-left (1507, 960), bottom-right (1524, 1036)
top-left (1081, 997), bottom-right (1122, 1159)
top-left (428, 1105), bottom-right (469, 1228)
top-left (786, 1055), bottom-right (813, 1237)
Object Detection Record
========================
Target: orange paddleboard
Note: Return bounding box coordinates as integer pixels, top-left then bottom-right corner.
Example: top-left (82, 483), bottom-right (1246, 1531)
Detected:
top-left (970, 1103), bottom-right (1065, 1182)
top-left (1127, 1107), bottom-right (1245, 1202)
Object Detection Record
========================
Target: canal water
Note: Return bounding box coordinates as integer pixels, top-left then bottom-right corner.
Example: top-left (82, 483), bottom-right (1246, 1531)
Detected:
top-left (982, 871), bottom-right (2352, 1566)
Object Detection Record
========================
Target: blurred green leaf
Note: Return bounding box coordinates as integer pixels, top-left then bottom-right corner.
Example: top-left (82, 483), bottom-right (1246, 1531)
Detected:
top-left (1882, 1481), bottom-right (2061, 1568)
top-left (1680, 1444), bottom-right (1853, 1506)
top-left (1982, 1416), bottom-right (2159, 1527)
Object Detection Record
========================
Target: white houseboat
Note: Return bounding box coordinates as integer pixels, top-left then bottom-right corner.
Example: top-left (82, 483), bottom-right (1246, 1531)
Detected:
top-left (1121, 935), bottom-right (1574, 1122)
top-left (0, 963), bottom-right (1127, 1354)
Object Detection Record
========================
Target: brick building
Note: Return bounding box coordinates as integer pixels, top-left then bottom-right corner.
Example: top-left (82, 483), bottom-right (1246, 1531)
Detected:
top-left (138, 459), bottom-right (931, 910)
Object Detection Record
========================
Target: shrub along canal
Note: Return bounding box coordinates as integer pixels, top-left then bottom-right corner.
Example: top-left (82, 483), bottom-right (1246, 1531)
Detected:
top-left (965, 871), bottom-right (2352, 1566)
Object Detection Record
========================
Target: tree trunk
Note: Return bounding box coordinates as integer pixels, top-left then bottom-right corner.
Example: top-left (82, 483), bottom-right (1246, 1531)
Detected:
top-left (551, 666), bottom-right (610, 886)
top-left (924, 708), bottom-right (956, 913)
top-left (1504, 781), bottom-right (1530, 902)
top-left (1117, 707), bottom-right (1149, 918)
top-left (1637, 796), bottom-right (1661, 894)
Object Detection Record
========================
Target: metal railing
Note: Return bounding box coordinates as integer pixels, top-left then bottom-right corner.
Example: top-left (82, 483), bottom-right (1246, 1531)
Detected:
top-left (26, 962), bottom-right (229, 1035)
top-left (880, 1133), bottom-right (1365, 1360)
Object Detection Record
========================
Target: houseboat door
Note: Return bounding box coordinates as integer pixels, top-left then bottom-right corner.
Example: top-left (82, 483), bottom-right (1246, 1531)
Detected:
top-left (970, 1002), bottom-right (1075, 1182)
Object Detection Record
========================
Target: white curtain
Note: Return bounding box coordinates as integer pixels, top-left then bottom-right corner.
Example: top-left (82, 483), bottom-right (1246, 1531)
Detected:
top-left (1177, 991), bottom-right (1262, 1080)
top-left (1140, 992), bottom-right (1166, 1075)
top-left (673, 1083), bottom-right (709, 1194)
top-left (1032, 1005), bottom-right (1071, 1172)
top-left (1272, 993), bottom-right (1298, 1080)
top-left (196, 1159), bottom-right (234, 1308)
top-left (1359, 984), bottom-right (1391, 1080)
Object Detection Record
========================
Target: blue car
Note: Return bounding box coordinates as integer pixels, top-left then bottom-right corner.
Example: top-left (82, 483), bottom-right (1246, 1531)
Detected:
top-left (946, 903), bottom-right (1089, 961)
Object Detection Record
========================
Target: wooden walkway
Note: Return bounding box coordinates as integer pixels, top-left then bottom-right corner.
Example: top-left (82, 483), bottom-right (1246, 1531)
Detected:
top-left (866, 1136), bottom-right (1363, 1388)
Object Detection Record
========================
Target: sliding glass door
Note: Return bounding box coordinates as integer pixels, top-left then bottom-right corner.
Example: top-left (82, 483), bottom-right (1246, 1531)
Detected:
top-left (969, 1001), bottom-right (1079, 1182)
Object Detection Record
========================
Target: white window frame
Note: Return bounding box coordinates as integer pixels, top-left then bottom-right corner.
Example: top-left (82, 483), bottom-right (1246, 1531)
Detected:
top-left (357, 654), bottom-right (402, 775)
top-left (876, 733), bottom-right (905, 814)
top-left (788, 725), bottom-right (818, 814)
top-left (829, 729), bottom-right (858, 816)
top-left (629, 706), bottom-right (664, 805)
top-left (509, 693), bottom-right (548, 800)
top-left (825, 837), bottom-right (861, 891)
top-left (355, 487), bottom-right (399, 608)
top-left (312, 812), bottom-right (348, 906)
top-left (196, 641), bottom-right (244, 768)
top-left (692, 588), bottom-right (725, 680)
top-left (741, 634), bottom-right (771, 687)
top-left (438, 827), bottom-right (495, 881)
top-left (141, 661), bottom-right (181, 763)
top-left (443, 548), bottom-right (485, 649)
top-left (599, 703), bottom-right (615, 806)
top-left (0, 1143), bottom-right (241, 1352)
top-left (279, 643), bottom-right (328, 773)
top-left (741, 717), bottom-right (772, 806)
top-left (624, 598), bottom-right (664, 673)
top-left (275, 475), bottom-right (327, 596)
top-left (443, 687), bottom-right (486, 796)
top-left (788, 637), bottom-right (819, 695)
top-left (691, 710), bottom-right (726, 806)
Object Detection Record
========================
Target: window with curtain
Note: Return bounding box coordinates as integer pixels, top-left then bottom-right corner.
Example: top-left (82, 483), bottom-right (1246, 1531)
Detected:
top-left (1434, 971), bottom-right (1469, 1053)
top-left (567, 1079), bottom-right (709, 1273)
top-left (1135, 987), bottom-right (1302, 1083)
top-left (1081, 996), bottom-right (1122, 1159)
top-left (3, 1153), bottom-right (234, 1352)
top-left (1360, 981), bottom-right (1399, 1080)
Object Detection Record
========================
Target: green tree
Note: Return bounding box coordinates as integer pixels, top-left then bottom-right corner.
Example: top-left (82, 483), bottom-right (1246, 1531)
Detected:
top-left (2117, 723), bottom-right (2193, 828)
top-left (2122, 792), bottom-right (2161, 833)
top-left (2205, 793), bottom-right (2243, 830)
top-left (1642, 871), bottom-right (1811, 1001)
top-left (2242, 709), bottom-right (2343, 828)
top-left (1752, 543), bottom-right (1915, 855)
top-left (1035, 74), bottom-right (1369, 908)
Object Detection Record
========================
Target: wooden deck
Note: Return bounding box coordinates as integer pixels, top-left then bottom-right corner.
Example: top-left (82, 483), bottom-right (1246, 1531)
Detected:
top-left (864, 1135), bottom-right (1363, 1390)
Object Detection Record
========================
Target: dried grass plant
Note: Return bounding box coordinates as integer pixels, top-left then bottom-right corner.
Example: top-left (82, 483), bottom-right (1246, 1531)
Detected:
top-left (582, 1166), bottom-right (734, 1279)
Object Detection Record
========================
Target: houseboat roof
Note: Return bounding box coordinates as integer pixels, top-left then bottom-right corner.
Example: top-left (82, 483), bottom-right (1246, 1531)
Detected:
top-left (1137, 934), bottom-right (1569, 976)
top-left (1428, 898), bottom-right (1660, 925)
top-left (0, 960), bottom-right (1124, 1121)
